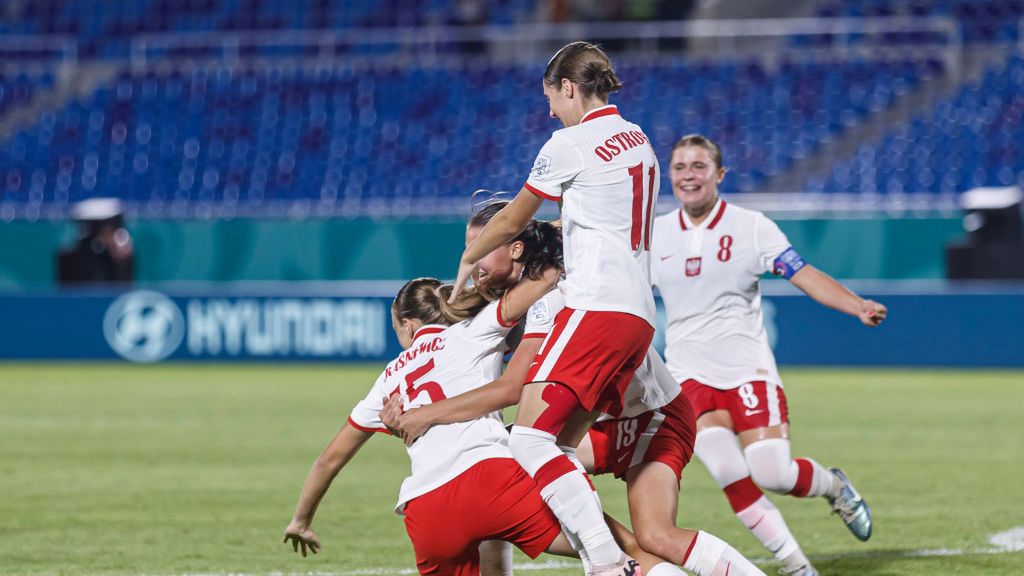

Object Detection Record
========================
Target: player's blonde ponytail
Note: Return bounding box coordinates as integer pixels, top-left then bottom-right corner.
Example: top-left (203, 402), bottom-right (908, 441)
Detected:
top-left (393, 277), bottom-right (490, 328)
top-left (437, 284), bottom-right (490, 324)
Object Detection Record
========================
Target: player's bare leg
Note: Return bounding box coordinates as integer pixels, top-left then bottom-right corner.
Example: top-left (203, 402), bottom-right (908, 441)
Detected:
top-left (739, 423), bottom-right (873, 542)
top-left (605, 514), bottom-right (693, 576)
top-left (694, 411), bottom-right (816, 574)
top-left (510, 382), bottom-right (632, 572)
top-left (540, 516), bottom-right (691, 576)
top-left (623, 461), bottom-right (765, 576)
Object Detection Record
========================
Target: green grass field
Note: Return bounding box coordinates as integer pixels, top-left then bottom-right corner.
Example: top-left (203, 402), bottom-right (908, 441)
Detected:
top-left (1, 363), bottom-right (1022, 575)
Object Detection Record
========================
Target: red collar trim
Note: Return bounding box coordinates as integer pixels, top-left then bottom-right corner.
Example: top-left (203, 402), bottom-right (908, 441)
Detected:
top-left (413, 326), bottom-right (445, 340)
top-left (580, 105), bottom-right (619, 123)
top-left (707, 200), bottom-right (728, 230)
top-left (678, 200), bottom-right (727, 231)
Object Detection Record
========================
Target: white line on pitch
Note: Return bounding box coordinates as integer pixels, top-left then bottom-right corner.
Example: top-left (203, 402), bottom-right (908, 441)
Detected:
top-left (174, 526), bottom-right (1024, 576)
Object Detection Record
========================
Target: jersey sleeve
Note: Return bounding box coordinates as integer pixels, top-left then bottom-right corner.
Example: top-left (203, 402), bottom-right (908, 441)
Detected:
top-left (523, 289), bottom-right (564, 340)
top-left (347, 370), bottom-right (393, 434)
top-left (524, 133), bottom-right (585, 201)
top-left (755, 213), bottom-right (792, 274)
top-left (460, 300), bottom-right (516, 351)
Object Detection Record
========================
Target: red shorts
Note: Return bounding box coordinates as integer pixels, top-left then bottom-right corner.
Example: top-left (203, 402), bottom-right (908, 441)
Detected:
top-left (588, 391), bottom-right (696, 482)
top-left (403, 458), bottom-right (562, 576)
top-left (527, 308), bottom-right (654, 417)
top-left (682, 379), bottom-right (789, 433)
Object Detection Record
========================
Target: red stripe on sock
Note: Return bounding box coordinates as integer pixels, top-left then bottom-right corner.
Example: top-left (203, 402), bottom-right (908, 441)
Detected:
top-left (682, 535), bottom-right (699, 565)
top-left (789, 458), bottom-right (814, 497)
top-left (533, 455), bottom-right (579, 491)
top-left (582, 472), bottom-right (595, 491)
top-left (723, 476), bottom-right (763, 512)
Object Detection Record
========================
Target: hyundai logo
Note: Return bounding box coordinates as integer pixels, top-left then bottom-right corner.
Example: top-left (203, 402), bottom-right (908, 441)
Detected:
top-left (103, 290), bottom-right (185, 363)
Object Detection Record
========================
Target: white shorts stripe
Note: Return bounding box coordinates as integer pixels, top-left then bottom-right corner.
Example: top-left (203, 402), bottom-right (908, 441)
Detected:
top-left (629, 412), bottom-right (666, 469)
top-left (532, 309), bottom-right (586, 382)
top-left (766, 382), bottom-right (781, 427)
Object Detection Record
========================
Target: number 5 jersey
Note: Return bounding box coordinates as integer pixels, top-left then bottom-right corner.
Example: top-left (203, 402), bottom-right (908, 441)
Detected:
top-left (348, 300), bottom-right (517, 514)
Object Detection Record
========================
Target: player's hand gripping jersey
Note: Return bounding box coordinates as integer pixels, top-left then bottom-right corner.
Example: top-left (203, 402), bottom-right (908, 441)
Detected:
top-left (348, 301), bottom-right (517, 514)
top-left (524, 105), bottom-right (660, 326)
top-left (651, 200), bottom-right (804, 390)
top-left (524, 287), bottom-right (679, 418)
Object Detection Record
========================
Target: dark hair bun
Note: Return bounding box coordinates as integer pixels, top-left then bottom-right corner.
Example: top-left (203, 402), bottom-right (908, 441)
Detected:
top-left (596, 68), bottom-right (622, 95)
top-left (544, 42), bottom-right (622, 99)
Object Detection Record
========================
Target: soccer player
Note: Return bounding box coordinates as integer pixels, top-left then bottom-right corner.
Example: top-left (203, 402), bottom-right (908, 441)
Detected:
top-left (282, 275), bottom-right (689, 576)
top-left (389, 201), bottom-right (766, 576)
top-left (448, 41), bottom-right (669, 576)
top-left (650, 134), bottom-right (887, 576)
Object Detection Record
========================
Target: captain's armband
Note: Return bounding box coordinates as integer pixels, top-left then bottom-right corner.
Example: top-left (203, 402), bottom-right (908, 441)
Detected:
top-left (772, 247), bottom-right (806, 279)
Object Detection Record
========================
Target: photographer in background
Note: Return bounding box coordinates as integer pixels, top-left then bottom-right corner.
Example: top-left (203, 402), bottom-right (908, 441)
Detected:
top-left (57, 198), bottom-right (134, 285)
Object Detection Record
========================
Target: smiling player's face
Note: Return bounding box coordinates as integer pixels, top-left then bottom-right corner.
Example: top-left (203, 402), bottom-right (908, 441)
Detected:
top-left (670, 145), bottom-right (725, 217)
top-left (466, 225), bottom-right (521, 292)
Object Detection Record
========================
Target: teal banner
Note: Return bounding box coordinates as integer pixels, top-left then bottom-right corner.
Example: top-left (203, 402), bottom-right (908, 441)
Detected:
top-left (0, 216), bottom-right (964, 287)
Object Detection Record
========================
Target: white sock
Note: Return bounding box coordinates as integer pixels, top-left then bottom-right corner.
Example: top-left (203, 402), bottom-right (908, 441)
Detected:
top-left (478, 540), bottom-right (513, 576)
top-left (561, 445), bottom-right (588, 474)
top-left (779, 549), bottom-right (814, 573)
top-left (744, 439), bottom-right (834, 498)
top-left (551, 506), bottom-right (592, 573)
top-left (509, 426), bottom-right (622, 566)
top-left (736, 496), bottom-right (809, 570)
top-left (647, 562), bottom-right (688, 576)
top-left (682, 531), bottom-right (766, 576)
top-left (695, 427), bottom-right (751, 488)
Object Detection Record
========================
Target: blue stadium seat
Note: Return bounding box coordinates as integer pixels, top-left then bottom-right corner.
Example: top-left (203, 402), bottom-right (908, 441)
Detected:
top-left (0, 58), bottom-right (938, 208)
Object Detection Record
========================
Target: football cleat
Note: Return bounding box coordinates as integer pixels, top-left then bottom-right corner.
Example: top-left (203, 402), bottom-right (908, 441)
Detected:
top-left (588, 555), bottom-right (641, 576)
top-left (826, 467), bottom-right (872, 541)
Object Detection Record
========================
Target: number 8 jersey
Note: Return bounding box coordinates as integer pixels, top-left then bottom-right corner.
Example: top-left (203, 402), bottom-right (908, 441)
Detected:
top-left (348, 300), bottom-right (517, 514)
top-left (524, 105), bottom-right (660, 327)
top-left (651, 200), bottom-right (793, 390)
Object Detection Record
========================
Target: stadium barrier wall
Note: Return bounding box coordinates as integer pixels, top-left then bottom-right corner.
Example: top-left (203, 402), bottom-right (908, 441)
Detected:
top-left (1, 281), bottom-right (1020, 367)
top-left (0, 216), bottom-right (964, 287)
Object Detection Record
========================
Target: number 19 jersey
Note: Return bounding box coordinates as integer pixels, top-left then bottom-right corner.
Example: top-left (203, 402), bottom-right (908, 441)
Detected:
top-left (524, 105), bottom-right (660, 326)
top-left (348, 301), bottom-right (517, 514)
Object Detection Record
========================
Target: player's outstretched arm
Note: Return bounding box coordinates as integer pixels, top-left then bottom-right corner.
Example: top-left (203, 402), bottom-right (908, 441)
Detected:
top-left (789, 265), bottom-right (887, 327)
top-left (284, 423), bottom-right (374, 556)
top-left (451, 188), bottom-right (545, 302)
top-left (385, 337), bottom-right (544, 446)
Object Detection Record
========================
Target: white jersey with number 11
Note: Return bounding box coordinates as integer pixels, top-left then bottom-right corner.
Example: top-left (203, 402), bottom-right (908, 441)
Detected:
top-left (524, 105), bottom-right (660, 326)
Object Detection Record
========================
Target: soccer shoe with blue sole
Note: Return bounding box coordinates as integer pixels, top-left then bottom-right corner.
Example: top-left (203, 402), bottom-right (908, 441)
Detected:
top-left (826, 467), bottom-right (872, 541)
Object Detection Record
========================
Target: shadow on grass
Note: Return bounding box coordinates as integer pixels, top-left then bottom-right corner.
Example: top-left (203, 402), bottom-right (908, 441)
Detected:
top-left (802, 548), bottom-right (1020, 576)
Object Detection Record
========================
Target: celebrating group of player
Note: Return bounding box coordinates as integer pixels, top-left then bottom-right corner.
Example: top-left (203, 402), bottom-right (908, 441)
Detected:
top-left (282, 41), bottom-right (888, 576)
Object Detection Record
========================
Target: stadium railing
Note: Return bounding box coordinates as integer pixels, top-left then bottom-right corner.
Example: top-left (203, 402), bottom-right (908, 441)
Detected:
top-left (128, 16), bottom-right (962, 73)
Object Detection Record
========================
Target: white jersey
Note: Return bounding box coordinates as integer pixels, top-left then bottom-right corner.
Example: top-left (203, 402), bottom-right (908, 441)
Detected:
top-left (348, 301), bottom-right (516, 514)
top-left (651, 200), bottom-right (792, 390)
top-left (524, 105), bottom-right (660, 327)
top-left (524, 287), bottom-right (679, 418)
